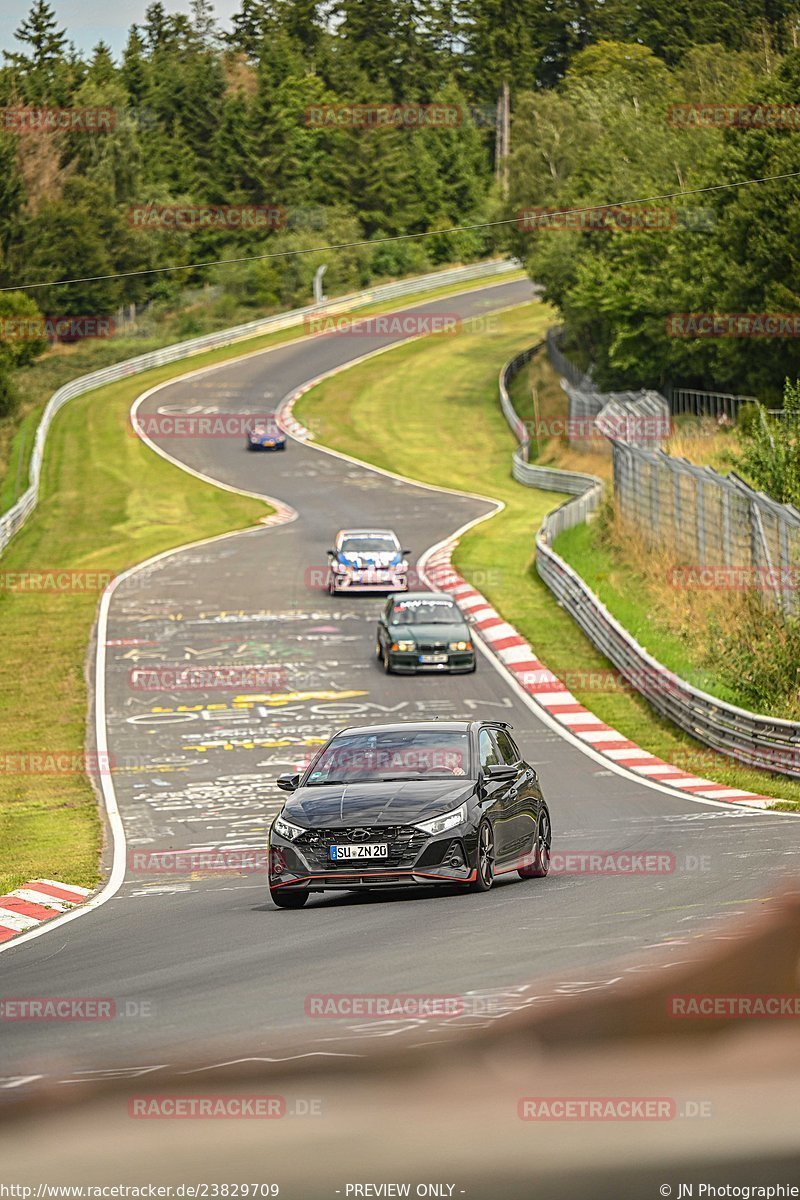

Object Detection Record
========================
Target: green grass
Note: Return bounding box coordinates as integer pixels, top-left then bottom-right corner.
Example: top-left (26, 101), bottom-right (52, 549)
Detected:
top-left (295, 302), bottom-right (800, 809)
top-left (0, 266), bottom-right (527, 896)
top-left (0, 264), bottom-right (525, 512)
top-left (0, 353), bottom-right (274, 894)
top-left (553, 521), bottom-right (743, 705)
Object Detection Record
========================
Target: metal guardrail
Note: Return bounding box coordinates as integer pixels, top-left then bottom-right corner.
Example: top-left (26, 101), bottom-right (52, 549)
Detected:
top-left (500, 339), bottom-right (800, 781)
top-left (0, 258), bottom-right (520, 556)
top-left (498, 340), bottom-right (603, 498)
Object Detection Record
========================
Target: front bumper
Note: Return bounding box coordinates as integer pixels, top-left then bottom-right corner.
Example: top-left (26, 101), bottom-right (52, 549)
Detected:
top-left (269, 824), bottom-right (475, 892)
top-left (388, 650), bottom-right (476, 673)
top-left (330, 571), bottom-right (408, 593)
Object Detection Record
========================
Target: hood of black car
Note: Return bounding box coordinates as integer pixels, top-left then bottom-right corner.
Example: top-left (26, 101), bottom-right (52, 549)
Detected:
top-left (283, 779), bottom-right (475, 828)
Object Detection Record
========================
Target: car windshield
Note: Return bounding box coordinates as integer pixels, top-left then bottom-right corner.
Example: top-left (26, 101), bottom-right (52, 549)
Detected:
top-left (341, 537), bottom-right (397, 556)
top-left (390, 598), bottom-right (459, 625)
top-left (250, 420), bottom-right (278, 433)
top-left (305, 729), bottom-right (472, 783)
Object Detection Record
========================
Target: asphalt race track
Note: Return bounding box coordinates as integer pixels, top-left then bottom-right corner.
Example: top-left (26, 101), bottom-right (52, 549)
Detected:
top-left (2, 277), bottom-right (799, 1092)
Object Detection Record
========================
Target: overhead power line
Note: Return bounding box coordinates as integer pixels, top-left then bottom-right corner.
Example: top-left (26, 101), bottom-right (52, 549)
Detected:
top-left (2, 168), bottom-right (800, 293)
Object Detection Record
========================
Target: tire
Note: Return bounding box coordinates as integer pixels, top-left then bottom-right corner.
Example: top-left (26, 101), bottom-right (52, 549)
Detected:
top-left (469, 820), bottom-right (495, 892)
top-left (327, 574), bottom-right (337, 596)
top-left (519, 808), bottom-right (551, 879)
top-left (270, 888), bottom-right (309, 909)
top-left (381, 645), bottom-right (393, 674)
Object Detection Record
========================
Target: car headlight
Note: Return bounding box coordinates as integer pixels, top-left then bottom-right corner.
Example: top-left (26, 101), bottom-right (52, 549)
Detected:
top-left (395, 562), bottom-right (408, 573)
top-left (449, 640), bottom-right (472, 651)
top-left (272, 813), bottom-right (305, 841)
top-left (391, 640), bottom-right (415, 652)
top-left (333, 561), bottom-right (349, 573)
top-left (416, 803), bottom-right (468, 836)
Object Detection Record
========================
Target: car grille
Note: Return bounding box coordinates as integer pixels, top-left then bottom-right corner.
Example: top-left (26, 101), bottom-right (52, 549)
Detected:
top-left (417, 642), bottom-right (448, 653)
top-left (295, 825), bottom-right (429, 870)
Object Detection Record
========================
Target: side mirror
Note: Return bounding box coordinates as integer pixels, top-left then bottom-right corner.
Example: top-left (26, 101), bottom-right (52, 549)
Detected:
top-left (402, 549), bottom-right (411, 556)
top-left (277, 773), bottom-right (300, 792)
top-left (484, 763), bottom-right (516, 782)
top-left (326, 549), bottom-right (336, 557)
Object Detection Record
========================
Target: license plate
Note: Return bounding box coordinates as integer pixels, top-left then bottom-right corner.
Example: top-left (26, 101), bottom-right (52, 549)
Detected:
top-left (330, 843), bottom-right (388, 860)
top-left (419, 653), bottom-right (448, 664)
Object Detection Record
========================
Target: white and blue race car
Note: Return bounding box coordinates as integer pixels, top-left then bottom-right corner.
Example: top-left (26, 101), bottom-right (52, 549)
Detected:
top-left (326, 528), bottom-right (410, 595)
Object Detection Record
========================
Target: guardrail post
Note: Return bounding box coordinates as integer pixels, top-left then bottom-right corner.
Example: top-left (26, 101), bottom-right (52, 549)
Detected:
top-left (696, 475), bottom-right (706, 564)
top-left (721, 489), bottom-right (732, 566)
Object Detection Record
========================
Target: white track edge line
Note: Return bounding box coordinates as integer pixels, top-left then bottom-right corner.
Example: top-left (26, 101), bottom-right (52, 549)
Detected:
top-left (0, 276), bottom-right (530, 955)
top-left (280, 342), bottom-right (790, 817)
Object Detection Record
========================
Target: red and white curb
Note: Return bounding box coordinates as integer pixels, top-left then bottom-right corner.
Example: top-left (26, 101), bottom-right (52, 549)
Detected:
top-left (258, 496), bottom-right (297, 527)
top-left (279, 392), bottom-right (774, 808)
top-left (424, 545), bottom-right (775, 810)
top-left (0, 880), bottom-right (93, 943)
top-left (278, 395), bottom-right (313, 442)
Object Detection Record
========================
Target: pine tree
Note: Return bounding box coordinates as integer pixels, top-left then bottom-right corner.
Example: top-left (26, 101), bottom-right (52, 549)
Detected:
top-left (6, 0), bottom-right (67, 73)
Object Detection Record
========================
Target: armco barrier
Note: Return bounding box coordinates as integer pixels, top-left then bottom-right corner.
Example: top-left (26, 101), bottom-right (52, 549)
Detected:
top-left (500, 340), bottom-right (800, 780)
top-left (498, 341), bottom-right (601, 498)
top-left (0, 258), bottom-right (520, 556)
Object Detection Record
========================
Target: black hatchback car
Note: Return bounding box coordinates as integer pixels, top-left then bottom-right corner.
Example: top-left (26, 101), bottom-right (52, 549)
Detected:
top-left (376, 592), bottom-right (476, 674)
top-left (268, 721), bottom-right (550, 907)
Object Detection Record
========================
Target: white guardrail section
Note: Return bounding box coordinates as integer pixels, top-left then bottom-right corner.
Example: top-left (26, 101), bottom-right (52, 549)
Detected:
top-left (0, 258), bottom-right (520, 555)
top-left (499, 341), bottom-right (800, 780)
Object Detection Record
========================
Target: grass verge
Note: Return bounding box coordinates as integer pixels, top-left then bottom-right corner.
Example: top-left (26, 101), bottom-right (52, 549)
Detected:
top-left (295, 303), bottom-right (800, 808)
top-left (0, 267), bottom-right (526, 895)
top-left (0, 265), bottom-right (525, 513)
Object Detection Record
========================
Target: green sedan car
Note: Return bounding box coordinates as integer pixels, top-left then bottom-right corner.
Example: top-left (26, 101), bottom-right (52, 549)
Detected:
top-left (376, 591), bottom-right (477, 674)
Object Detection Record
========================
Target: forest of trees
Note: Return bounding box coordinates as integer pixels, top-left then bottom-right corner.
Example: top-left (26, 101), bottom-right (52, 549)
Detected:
top-left (2, 0), bottom-right (800, 410)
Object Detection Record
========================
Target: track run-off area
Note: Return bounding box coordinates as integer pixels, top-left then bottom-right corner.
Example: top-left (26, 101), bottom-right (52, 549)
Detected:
top-left (2, 276), bottom-right (799, 1094)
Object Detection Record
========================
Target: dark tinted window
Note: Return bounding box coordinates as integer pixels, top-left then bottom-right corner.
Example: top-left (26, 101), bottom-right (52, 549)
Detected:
top-left (390, 598), bottom-right (459, 625)
top-left (494, 730), bottom-right (520, 765)
top-left (306, 729), bottom-right (472, 782)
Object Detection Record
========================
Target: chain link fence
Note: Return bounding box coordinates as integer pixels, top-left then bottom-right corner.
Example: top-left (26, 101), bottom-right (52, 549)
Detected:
top-left (545, 332), bottom-right (800, 614)
top-left (499, 339), bottom-right (800, 780)
top-left (612, 444), bottom-right (800, 613)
